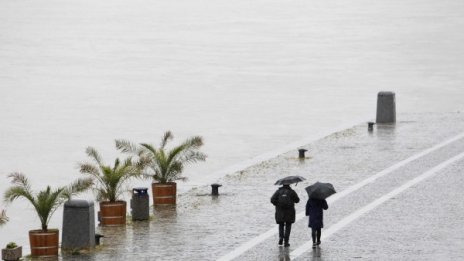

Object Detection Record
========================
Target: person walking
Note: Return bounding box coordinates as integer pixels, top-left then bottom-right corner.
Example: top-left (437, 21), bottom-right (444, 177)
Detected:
top-left (271, 184), bottom-right (300, 247)
top-left (305, 198), bottom-right (328, 248)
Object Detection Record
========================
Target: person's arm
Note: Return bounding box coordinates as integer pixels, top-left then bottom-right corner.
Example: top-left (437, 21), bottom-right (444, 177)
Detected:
top-left (293, 190), bottom-right (300, 203)
top-left (271, 190), bottom-right (279, 206)
top-left (322, 199), bottom-right (328, 210)
top-left (305, 200), bottom-right (310, 216)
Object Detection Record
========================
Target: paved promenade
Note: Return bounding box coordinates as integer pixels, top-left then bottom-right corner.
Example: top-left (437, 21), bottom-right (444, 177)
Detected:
top-left (62, 112), bottom-right (464, 260)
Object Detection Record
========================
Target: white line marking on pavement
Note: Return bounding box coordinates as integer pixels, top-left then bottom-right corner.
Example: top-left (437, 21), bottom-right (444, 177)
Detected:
top-left (290, 151), bottom-right (464, 259)
top-left (216, 132), bottom-right (464, 261)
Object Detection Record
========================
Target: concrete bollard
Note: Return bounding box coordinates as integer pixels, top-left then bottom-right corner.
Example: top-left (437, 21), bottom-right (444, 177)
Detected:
top-left (131, 188), bottom-right (149, 221)
top-left (62, 200), bottom-right (95, 250)
top-left (298, 149), bottom-right (308, 159)
top-left (376, 91), bottom-right (396, 123)
top-left (211, 184), bottom-right (222, 196)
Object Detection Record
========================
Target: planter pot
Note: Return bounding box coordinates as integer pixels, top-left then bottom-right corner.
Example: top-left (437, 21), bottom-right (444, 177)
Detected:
top-left (152, 182), bottom-right (176, 205)
top-left (1, 246), bottom-right (22, 261)
top-left (99, 201), bottom-right (126, 226)
top-left (29, 229), bottom-right (59, 257)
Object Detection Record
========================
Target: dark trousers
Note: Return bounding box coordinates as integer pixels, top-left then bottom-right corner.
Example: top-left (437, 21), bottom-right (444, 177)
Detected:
top-left (279, 222), bottom-right (292, 242)
top-left (311, 228), bottom-right (321, 243)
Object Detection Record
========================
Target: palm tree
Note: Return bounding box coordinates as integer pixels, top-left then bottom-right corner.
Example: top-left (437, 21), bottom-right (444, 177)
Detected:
top-left (3, 172), bottom-right (92, 231)
top-left (78, 145), bottom-right (139, 202)
top-left (116, 131), bottom-right (206, 183)
top-left (0, 209), bottom-right (8, 225)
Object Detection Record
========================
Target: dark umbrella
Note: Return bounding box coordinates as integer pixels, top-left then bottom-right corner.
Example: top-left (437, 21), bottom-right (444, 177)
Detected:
top-left (274, 176), bottom-right (306, 185)
top-left (305, 182), bottom-right (336, 199)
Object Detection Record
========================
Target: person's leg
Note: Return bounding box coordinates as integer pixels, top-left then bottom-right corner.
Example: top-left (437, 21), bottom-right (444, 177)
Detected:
top-left (284, 222), bottom-right (292, 247)
top-left (278, 223), bottom-right (284, 245)
top-left (311, 228), bottom-right (317, 248)
top-left (311, 228), bottom-right (317, 243)
top-left (316, 228), bottom-right (322, 245)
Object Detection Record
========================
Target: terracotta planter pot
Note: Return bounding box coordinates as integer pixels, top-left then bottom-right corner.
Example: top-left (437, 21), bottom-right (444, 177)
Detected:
top-left (99, 201), bottom-right (127, 226)
top-left (1, 246), bottom-right (22, 261)
top-left (29, 229), bottom-right (59, 257)
top-left (152, 182), bottom-right (177, 205)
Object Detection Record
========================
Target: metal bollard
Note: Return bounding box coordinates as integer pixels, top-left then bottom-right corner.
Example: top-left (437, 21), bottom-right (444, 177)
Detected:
top-left (95, 234), bottom-right (104, 246)
top-left (368, 122), bottom-right (375, 131)
top-left (298, 149), bottom-right (308, 159)
top-left (211, 184), bottom-right (222, 196)
top-left (376, 91), bottom-right (396, 123)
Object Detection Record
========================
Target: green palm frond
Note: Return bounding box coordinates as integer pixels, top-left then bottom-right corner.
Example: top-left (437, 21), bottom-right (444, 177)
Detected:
top-left (115, 139), bottom-right (138, 153)
top-left (61, 178), bottom-right (94, 200)
top-left (86, 147), bottom-right (103, 166)
top-left (4, 173), bottom-right (34, 203)
top-left (140, 143), bottom-right (157, 154)
top-left (79, 144), bottom-right (140, 202)
top-left (118, 131), bottom-right (206, 183)
top-left (181, 136), bottom-right (204, 149)
top-left (160, 131), bottom-right (173, 149)
top-left (8, 172), bottom-right (32, 191)
top-left (180, 150), bottom-right (207, 164)
top-left (3, 173), bottom-right (90, 231)
top-left (79, 163), bottom-right (101, 177)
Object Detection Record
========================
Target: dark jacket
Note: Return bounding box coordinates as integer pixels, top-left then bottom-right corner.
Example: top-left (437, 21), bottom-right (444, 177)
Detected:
top-left (271, 185), bottom-right (300, 223)
top-left (305, 198), bottom-right (328, 229)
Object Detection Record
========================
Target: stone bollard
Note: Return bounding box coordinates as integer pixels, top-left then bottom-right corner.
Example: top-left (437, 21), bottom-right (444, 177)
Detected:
top-left (376, 91), bottom-right (396, 123)
top-left (211, 184), bottom-right (222, 196)
top-left (131, 188), bottom-right (149, 221)
top-left (62, 200), bottom-right (95, 250)
top-left (298, 149), bottom-right (308, 159)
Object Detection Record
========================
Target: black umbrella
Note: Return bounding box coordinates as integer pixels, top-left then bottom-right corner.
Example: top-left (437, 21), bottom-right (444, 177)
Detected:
top-left (274, 175), bottom-right (306, 185)
top-left (305, 182), bottom-right (336, 199)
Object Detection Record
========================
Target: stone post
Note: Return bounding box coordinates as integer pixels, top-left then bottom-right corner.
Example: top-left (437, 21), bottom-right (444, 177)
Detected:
top-left (376, 91), bottom-right (396, 123)
top-left (62, 200), bottom-right (95, 250)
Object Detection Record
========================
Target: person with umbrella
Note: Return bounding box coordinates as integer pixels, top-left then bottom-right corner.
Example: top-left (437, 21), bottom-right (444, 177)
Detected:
top-left (305, 182), bottom-right (335, 248)
top-left (271, 176), bottom-right (303, 247)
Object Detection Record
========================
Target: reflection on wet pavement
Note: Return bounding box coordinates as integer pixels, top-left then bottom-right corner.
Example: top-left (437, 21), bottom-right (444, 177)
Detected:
top-left (59, 113), bottom-right (464, 260)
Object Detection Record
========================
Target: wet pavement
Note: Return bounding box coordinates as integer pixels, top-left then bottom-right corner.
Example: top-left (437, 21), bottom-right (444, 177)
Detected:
top-left (59, 112), bottom-right (464, 260)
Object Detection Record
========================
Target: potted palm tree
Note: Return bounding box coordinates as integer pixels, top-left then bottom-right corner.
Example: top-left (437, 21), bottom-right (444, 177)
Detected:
top-left (3, 172), bottom-right (92, 257)
top-left (116, 131), bottom-right (206, 205)
top-left (79, 144), bottom-right (139, 226)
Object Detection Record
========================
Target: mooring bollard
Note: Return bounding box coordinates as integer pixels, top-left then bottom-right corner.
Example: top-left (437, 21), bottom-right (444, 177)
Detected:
top-left (95, 234), bottom-right (104, 246)
top-left (376, 91), bottom-right (396, 123)
top-left (298, 149), bottom-right (308, 159)
top-left (211, 183), bottom-right (222, 196)
top-left (368, 122), bottom-right (375, 131)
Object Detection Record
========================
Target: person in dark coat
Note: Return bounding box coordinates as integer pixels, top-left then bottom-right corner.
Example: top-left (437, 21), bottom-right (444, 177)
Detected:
top-left (305, 198), bottom-right (328, 248)
top-left (271, 184), bottom-right (300, 247)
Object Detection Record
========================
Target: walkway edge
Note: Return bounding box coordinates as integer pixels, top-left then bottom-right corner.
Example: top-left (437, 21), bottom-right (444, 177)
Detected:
top-left (290, 150), bottom-right (464, 259)
top-left (216, 132), bottom-right (464, 261)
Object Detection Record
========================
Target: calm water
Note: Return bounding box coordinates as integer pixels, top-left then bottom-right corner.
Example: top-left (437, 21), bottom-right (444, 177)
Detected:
top-left (1, 0), bottom-right (464, 249)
